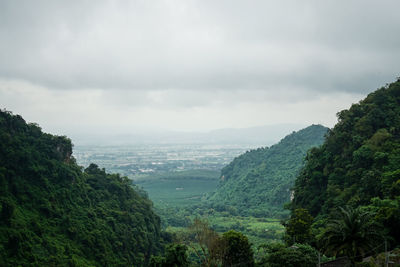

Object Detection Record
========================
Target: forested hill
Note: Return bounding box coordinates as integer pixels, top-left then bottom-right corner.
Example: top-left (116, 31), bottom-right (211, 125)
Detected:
top-left (0, 110), bottom-right (162, 266)
top-left (208, 125), bottom-right (328, 217)
top-left (291, 79), bottom-right (400, 240)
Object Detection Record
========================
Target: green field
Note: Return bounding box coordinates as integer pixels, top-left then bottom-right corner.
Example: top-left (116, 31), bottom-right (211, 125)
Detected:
top-left (208, 215), bottom-right (283, 242)
top-left (134, 170), bottom-right (220, 206)
top-left (165, 213), bottom-right (284, 257)
top-left (134, 169), bottom-right (285, 250)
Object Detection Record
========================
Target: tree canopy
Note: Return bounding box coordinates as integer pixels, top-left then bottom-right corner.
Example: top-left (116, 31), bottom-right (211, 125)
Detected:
top-left (320, 207), bottom-right (383, 265)
top-left (290, 78), bottom-right (400, 250)
top-left (0, 109), bottom-right (162, 266)
top-left (258, 242), bottom-right (318, 267)
top-left (220, 230), bottom-right (254, 267)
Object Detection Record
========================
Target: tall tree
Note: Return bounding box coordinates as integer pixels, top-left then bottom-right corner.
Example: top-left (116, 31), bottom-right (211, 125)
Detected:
top-left (290, 79), bottom-right (400, 248)
top-left (258, 242), bottom-right (318, 267)
top-left (220, 230), bottom-right (254, 267)
top-left (284, 208), bottom-right (314, 245)
top-left (149, 244), bottom-right (190, 267)
top-left (320, 207), bottom-right (383, 266)
top-left (183, 219), bottom-right (221, 267)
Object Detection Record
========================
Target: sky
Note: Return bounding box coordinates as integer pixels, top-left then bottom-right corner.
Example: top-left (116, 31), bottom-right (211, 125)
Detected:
top-left (1, 0), bottom-right (399, 141)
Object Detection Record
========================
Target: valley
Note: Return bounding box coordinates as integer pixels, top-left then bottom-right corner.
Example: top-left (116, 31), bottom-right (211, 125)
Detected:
top-left (73, 143), bottom-right (285, 249)
top-left (72, 127), bottom-right (326, 251)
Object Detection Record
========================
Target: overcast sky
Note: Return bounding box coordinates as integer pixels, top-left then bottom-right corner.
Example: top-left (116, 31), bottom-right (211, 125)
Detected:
top-left (1, 0), bottom-right (399, 139)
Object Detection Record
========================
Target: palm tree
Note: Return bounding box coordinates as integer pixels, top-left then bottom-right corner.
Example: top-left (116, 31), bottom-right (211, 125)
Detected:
top-left (320, 206), bottom-right (383, 266)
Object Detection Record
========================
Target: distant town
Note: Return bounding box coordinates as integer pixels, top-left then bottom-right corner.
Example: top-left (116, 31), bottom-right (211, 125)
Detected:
top-left (73, 144), bottom-right (257, 178)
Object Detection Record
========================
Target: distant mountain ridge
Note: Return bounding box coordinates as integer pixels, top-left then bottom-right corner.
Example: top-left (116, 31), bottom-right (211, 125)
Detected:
top-left (208, 124), bottom-right (328, 217)
top-left (71, 123), bottom-right (306, 146)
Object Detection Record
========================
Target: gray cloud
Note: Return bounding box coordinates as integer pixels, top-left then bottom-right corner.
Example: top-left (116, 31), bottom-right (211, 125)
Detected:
top-left (0, 0), bottom-right (399, 94)
top-left (1, 1), bottom-right (400, 136)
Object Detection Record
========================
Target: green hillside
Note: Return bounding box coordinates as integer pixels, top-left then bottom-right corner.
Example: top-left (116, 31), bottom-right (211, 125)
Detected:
top-left (208, 125), bottom-right (328, 217)
top-left (0, 110), bottom-right (162, 266)
top-left (291, 79), bottom-right (400, 245)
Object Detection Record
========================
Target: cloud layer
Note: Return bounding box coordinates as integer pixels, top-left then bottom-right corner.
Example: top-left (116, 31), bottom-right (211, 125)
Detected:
top-left (0, 0), bottom-right (399, 136)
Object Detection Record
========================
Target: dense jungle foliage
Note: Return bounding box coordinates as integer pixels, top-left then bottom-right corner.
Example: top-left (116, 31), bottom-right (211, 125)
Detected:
top-left (283, 79), bottom-right (400, 266)
top-left (291, 79), bottom-right (400, 245)
top-left (208, 125), bottom-right (328, 217)
top-left (0, 110), bottom-right (162, 266)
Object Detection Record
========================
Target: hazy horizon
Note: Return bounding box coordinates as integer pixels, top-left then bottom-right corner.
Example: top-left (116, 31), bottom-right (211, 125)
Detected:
top-left (70, 122), bottom-right (308, 146)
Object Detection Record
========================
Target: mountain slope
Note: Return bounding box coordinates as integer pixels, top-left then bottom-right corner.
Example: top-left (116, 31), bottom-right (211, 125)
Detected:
top-left (208, 125), bottom-right (328, 217)
top-left (291, 79), bottom-right (400, 245)
top-left (0, 110), bottom-right (161, 266)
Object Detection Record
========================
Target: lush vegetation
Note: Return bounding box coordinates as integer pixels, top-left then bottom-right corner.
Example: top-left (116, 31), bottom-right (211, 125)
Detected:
top-left (135, 170), bottom-right (284, 247)
top-left (166, 219), bottom-right (255, 267)
top-left (286, 79), bottom-right (400, 265)
top-left (220, 230), bottom-right (254, 267)
top-left (150, 244), bottom-right (190, 267)
top-left (257, 242), bottom-right (318, 267)
top-left (320, 207), bottom-right (383, 265)
top-left (147, 79), bottom-right (400, 266)
top-left (293, 80), bottom-right (400, 216)
top-left (132, 125), bottom-right (328, 264)
top-left (135, 170), bottom-right (220, 206)
top-left (208, 125), bottom-right (328, 217)
top-left (164, 214), bottom-right (283, 251)
top-left (0, 110), bottom-right (163, 266)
